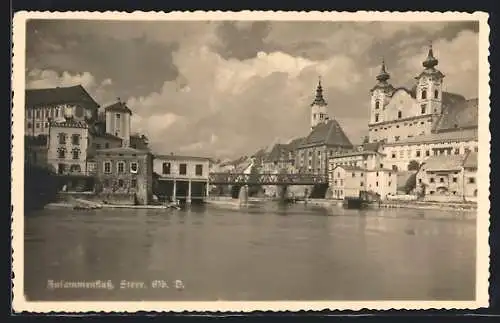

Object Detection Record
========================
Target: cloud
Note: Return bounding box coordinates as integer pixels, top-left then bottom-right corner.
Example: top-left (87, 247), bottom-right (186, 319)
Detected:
top-left (25, 20), bottom-right (479, 159)
top-left (26, 69), bottom-right (96, 89)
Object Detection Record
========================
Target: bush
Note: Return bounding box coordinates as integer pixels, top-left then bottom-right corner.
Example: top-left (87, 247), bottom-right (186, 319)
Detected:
top-left (24, 162), bottom-right (60, 212)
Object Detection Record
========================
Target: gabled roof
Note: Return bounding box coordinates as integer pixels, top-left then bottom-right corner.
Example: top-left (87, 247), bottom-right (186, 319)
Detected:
top-left (333, 165), bottom-right (365, 171)
top-left (104, 101), bottom-right (133, 115)
top-left (384, 128), bottom-right (478, 146)
top-left (463, 151), bottom-right (478, 169)
top-left (49, 119), bottom-right (88, 129)
top-left (420, 154), bottom-right (467, 172)
top-left (300, 119), bottom-right (353, 148)
top-left (25, 85), bottom-right (99, 109)
top-left (287, 137), bottom-right (306, 150)
top-left (265, 144), bottom-right (292, 162)
top-left (433, 97), bottom-right (478, 132)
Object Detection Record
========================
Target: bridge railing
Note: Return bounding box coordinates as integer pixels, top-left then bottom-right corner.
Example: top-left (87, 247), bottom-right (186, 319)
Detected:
top-left (208, 172), bottom-right (328, 185)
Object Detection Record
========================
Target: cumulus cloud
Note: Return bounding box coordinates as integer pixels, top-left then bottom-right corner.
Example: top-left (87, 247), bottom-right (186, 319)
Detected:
top-left (26, 69), bottom-right (96, 89)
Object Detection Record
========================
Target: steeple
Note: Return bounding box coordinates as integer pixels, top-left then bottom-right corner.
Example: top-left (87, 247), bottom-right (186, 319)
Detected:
top-left (311, 76), bottom-right (327, 106)
top-left (422, 42), bottom-right (439, 69)
top-left (376, 58), bottom-right (390, 83)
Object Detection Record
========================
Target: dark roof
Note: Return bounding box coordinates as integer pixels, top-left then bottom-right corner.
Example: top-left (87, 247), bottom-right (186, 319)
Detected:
top-left (287, 137), bottom-right (306, 150)
top-left (154, 154), bottom-right (211, 162)
top-left (362, 141), bottom-right (383, 152)
top-left (104, 101), bottom-right (133, 115)
top-left (299, 119), bottom-right (353, 148)
top-left (331, 150), bottom-right (381, 159)
top-left (251, 148), bottom-right (268, 159)
top-left (463, 151), bottom-right (478, 169)
top-left (333, 165), bottom-right (365, 171)
top-left (434, 96), bottom-right (478, 132)
top-left (49, 119), bottom-right (88, 128)
top-left (265, 144), bottom-right (292, 162)
top-left (25, 85), bottom-right (99, 109)
top-left (420, 154), bottom-right (467, 172)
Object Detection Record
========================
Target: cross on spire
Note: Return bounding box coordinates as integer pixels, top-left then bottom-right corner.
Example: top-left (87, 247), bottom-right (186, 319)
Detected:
top-left (423, 40), bottom-right (439, 69)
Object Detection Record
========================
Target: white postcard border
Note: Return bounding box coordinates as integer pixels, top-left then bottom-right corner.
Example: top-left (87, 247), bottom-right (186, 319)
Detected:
top-left (11, 10), bottom-right (491, 313)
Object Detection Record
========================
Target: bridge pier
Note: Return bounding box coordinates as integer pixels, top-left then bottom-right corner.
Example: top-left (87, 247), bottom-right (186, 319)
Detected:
top-left (277, 185), bottom-right (288, 201)
top-left (239, 185), bottom-right (249, 205)
top-left (172, 180), bottom-right (177, 202)
top-left (186, 180), bottom-right (192, 205)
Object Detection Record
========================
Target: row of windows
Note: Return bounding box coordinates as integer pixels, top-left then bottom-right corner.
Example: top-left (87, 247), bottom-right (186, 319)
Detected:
top-left (422, 177), bottom-right (476, 184)
top-left (102, 178), bottom-right (137, 189)
top-left (332, 180), bottom-right (391, 188)
top-left (372, 120), bottom-right (430, 131)
top-left (57, 163), bottom-right (81, 174)
top-left (103, 161), bottom-right (139, 174)
top-left (58, 133), bottom-right (81, 145)
top-left (162, 162), bottom-right (204, 176)
top-left (57, 148), bottom-right (81, 160)
top-left (390, 146), bottom-right (478, 159)
top-left (27, 105), bottom-right (85, 119)
top-left (27, 122), bottom-right (49, 129)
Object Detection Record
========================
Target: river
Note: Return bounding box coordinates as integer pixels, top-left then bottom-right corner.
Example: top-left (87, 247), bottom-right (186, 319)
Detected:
top-left (24, 202), bottom-right (476, 301)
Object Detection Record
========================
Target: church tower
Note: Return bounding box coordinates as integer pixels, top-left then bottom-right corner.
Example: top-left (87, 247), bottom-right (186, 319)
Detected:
top-left (310, 77), bottom-right (329, 130)
top-left (415, 43), bottom-right (445, 116)
top-left (369, 59), bottom-right (393, 126)
top-left (105, 98), bottom-right (132, 148)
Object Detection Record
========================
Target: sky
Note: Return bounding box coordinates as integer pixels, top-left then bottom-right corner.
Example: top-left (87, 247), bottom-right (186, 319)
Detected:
top-left (25, 19), bottom-right (479, 159)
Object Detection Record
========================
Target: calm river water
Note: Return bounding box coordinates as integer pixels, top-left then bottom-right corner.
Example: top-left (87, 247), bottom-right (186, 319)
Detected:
top-left (24, 202), bottom-right (476, 301)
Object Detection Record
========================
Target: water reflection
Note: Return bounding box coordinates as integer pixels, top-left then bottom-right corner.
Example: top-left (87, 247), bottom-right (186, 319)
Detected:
top-left (24, 203), bottom-right (476, 301)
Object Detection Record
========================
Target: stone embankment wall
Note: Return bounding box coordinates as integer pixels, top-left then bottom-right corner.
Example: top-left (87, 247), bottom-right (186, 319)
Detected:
top-left (57, 192), bottom-right (136, 205)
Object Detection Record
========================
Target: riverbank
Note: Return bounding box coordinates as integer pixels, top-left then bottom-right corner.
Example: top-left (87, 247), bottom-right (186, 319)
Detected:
top-left (45, 202), bottom-right (169, 210)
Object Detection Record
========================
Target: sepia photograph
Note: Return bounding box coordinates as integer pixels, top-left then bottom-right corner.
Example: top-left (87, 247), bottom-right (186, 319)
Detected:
top-left (11, 11), bottom-right (490, 312)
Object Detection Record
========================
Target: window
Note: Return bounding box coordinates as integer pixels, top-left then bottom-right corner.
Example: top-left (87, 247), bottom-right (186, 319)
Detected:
top-left (421, 89), bottom-right (427, 99)
top-left (434, 89), bottom-right (439, 99)
top-left (453, 177), bottom-right (458, 183)
top-left (376, 172), bottom-right (379, 177)
top-left (195, 164), bottom-right (203, 176)
top-left (421, 104), bottom-right (426, 114)
top-left (425, 150), bottom-right (430, 157)
top-left (391, 152), bottom-right (396, 159)
top-left (360, 181), bottom-right (364, 187)
top-left (72, 134), bottom-right (80, 145)
top-left (388, 181), bottom-right (392, 186)
top-left (416, 150), bottom-right (421, 157)
top-left (72, 149), bottom-right (79, 160)
top-left (469, 177), bottom-right (475, 184)
top-left (44, 122), bottom-right (49, 128)
top-left (375, 101), bottom-right (380, 109)
top-left (398, 111), bottom-right (402, 119)
top-left (474, 147), bottom-right (478, 152)
top-left (57, 163), bottom-right (66, 174)
top-left (430, 178), bottom-right (435, 183)
top-left (360, 172), bottom-right (364, 177)
top-left (376, 181), bottom-right (379, 187)
top-left (131, 179), bottom-right (137, 188)
top-left (27, 122), bottom-right (32, 128)
top-left (337, 172), bottom-right (340, 177)
top-left (440, 178), bottom-right (444, 183)
top-left (454, 148), bottom-right (460, 155)
top-left (352, 172), bottom-right (355, 178)
top-left (105, 143), bottom-right (110, 148)
top-left (58, 133), bottom-right (66, 144)
top-left (117, 162), bottom-right (125, 173)
top-left (104, 161), bottom-right (112, 174)
top-left (130, 162), bottom-right (139, 174)
top-left (399, 151), bottom-right (404, 158)
top-left (27, 110), bottom-right (32, 118)
top-left (116, 113), bottom-right (121, 119)
top-left (36, 110), bottom-right (41, 118)
top-left (375, 114), bottom-right (379, 122)
top-left (334, 180), bottom-right (338, 185)
top-left (179, 163), bottom-right (187, 175)
top-left (58, 149), bottom-right (65, 159)
top-left (430, 191), bottom-right (435, 195)
top-left (55, 108), bottom-right (59, 117)
top-left (118, 179), bottom-right (124, 187)
top-left (418, 178), bottom-right (422, 184)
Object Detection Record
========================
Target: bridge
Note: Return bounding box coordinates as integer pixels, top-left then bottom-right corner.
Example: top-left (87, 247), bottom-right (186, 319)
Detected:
top-left (208, 172), bottom-right (328, 185)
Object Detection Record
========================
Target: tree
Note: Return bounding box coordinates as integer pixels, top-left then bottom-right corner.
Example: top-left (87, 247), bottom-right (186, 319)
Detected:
top-left (403, 172), bottom-right (417, 194)
top-left (407, 160), bottom-right (420, 171)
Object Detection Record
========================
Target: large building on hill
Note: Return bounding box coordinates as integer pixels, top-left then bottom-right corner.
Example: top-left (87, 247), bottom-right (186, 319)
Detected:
top-left (25, 85), bottom-right (100, 138)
